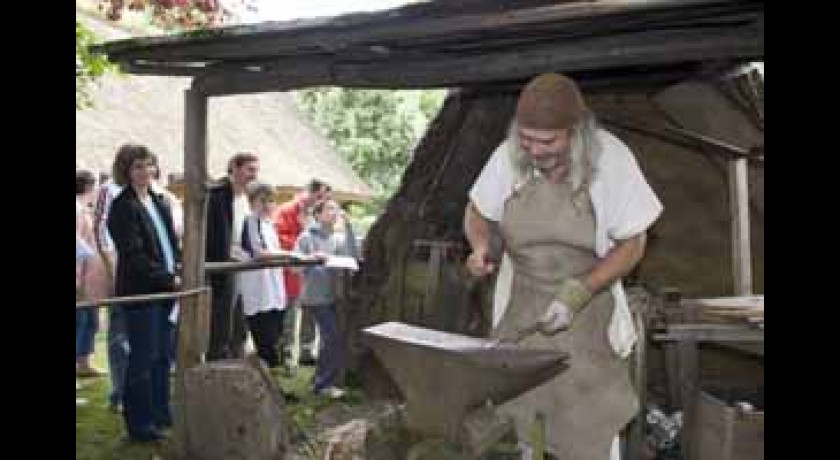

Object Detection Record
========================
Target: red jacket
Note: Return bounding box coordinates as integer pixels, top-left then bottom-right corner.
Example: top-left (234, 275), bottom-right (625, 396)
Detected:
top-left (274, 196), bottom-right (305, 298)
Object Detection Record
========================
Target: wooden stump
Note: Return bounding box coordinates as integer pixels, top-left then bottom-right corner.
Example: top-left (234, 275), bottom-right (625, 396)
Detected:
top-left (181, 358), bottom-right (289, 459)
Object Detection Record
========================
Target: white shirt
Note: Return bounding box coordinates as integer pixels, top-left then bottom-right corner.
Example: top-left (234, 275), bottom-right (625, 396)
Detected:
top-left (469, 128), bottom-right (663, 358)
top-left (238, 215), bottom-right (288, 316)
top-left (232, 192), bottom-right (250, 249)
top-left (94, 182), bottom-right (123, 253)
top-left (153, 182), bottom-right (184, 238)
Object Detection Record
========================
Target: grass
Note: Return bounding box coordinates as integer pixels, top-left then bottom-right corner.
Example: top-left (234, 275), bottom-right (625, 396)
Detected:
top-left (76, 328), bottom-right (366, 459)
top-left (76, 332), bottom-right (161, 459)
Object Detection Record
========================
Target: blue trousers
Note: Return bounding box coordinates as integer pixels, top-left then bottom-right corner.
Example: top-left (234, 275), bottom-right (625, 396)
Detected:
top-left (122, 301), bottom-right (173, 439)
top-left (75, 308), bottom-right (98, 359)
top-left (307, 303), bottom-right (343, 392)
top-left (107, 306), bottom-right (129, 407)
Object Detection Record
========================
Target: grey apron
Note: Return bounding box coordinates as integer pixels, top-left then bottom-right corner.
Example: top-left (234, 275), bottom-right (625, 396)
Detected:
top-left (494, 176), bottom-right (638, 459)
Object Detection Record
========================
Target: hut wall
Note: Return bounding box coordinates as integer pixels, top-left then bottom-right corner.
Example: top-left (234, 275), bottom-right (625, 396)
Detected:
top-left (353, 81), bottom-right (764, 395)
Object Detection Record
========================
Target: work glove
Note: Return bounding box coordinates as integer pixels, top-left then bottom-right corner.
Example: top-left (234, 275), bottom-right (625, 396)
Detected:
top-left (538, 278), bottom-right (594, 335)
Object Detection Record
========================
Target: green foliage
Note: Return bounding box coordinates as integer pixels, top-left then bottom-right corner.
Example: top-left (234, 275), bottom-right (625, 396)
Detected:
top-left (295, 88), bottom-right (445, 217)
top-left (76, 20), bottom-right (115, 109)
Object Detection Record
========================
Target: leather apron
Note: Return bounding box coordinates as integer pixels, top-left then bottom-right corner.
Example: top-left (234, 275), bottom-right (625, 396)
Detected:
top-left (494, 176), bottom-right (638, 459)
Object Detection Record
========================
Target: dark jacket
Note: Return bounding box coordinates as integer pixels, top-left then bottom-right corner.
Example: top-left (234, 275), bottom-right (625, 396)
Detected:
top-left (206, 177), bottom-right (234, 264)
top-left (107, 186), bottom-right (181, 297)
top-left (204, 177), bottom-right (245, 359)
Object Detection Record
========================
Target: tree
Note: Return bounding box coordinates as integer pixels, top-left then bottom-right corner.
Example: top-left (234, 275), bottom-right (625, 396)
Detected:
top-left (295, 88), bottom-right (445, 214)
top-left (76, 20), bottom-right (115, 109)
top-left (76, 0), bottom-right (226, 109)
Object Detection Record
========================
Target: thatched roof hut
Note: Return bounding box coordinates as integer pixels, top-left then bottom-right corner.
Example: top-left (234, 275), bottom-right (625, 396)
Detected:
top-left (76, 13), bottom-right (374, 203)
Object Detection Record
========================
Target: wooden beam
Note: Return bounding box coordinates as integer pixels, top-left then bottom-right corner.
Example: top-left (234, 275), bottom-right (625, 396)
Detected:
top-left (661, 288), bottom-right (683, 410)
top-left (653, 324), bottom-right (764, 342)
top-left (678, 341), bottom-right (699, 460)
top-left (173, 86), bottom-right (209, 458)
top-left (100, 1), bottom-right (760, 63)
top-left (718, 342), bottom-right (764, 357)
top-left (626, 309), bottom-right (648, 459)
top-left (680, 296), bottom-right (763, 310)
top-left (178, 87), bottom-right (209, 369)
top-left (75, 287), bottom-right (208, 309)
top-left (601, 116), bottom-right (763, 162)
top-left (194, 26), bottom-right (761, 96)
top-left (122, 61), bottom-right (209, 77)
top-left (193, 60), bottom-right (332, 97)
top-left (729, 157), bottom-right (752, 295)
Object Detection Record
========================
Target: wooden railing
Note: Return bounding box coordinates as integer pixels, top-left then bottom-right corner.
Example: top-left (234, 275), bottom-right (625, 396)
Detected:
top-left (74, 254), bottom-right (322, 310)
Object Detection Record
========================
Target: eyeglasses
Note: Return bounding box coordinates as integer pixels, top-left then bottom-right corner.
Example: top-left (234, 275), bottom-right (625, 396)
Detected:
top-left (130, 161), bottom-right (157, 171)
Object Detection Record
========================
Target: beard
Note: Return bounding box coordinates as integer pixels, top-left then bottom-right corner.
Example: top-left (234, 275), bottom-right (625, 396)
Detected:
top-left (529, 150), bottom-right (568, 174)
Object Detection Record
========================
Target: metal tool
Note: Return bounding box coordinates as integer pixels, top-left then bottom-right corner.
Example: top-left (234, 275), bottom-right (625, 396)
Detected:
top-left (488, 321), bottom-right (543, 348)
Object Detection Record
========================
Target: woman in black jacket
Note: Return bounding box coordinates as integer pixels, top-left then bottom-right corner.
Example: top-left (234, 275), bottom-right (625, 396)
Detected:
top-left (107, 144), bottom-right (180, 442)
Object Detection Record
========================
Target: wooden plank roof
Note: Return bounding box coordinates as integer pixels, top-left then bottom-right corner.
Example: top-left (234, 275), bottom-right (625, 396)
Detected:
top-left (95, 0), bottom-right (763, 95)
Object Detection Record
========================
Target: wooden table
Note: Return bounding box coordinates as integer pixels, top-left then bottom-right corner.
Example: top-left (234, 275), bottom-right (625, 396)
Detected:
top-left (653, 322), bottom-right (764, 460)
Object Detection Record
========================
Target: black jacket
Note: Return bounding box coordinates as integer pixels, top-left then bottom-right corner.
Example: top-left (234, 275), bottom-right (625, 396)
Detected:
top-left (205, 177), bottom-right (238, 314)
top-left (206, 177), bottom-right (234, 263)
top-left (107, 186), bottom-right (181, 296)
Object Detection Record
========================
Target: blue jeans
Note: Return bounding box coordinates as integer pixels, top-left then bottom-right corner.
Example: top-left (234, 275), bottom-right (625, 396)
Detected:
top-left (170, 323), bottom-right (178, 366)
top-left (75, 308), bottom-right (98, 359)
top-left (122, 301), bottom-right (173, 439)
top-left (307, 303), bottom-right (343, 392)
top-left (107, 306), bottom-right (130, 407)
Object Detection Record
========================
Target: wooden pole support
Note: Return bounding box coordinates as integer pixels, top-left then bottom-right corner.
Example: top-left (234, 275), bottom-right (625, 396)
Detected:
top-left (172, 85), bottom-right (209, 459)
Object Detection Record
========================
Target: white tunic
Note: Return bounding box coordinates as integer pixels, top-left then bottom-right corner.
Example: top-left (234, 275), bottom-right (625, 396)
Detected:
top-left (238, 215), bottom-right (288, 317)
top-left (469, 128), bottom-right (662, 358)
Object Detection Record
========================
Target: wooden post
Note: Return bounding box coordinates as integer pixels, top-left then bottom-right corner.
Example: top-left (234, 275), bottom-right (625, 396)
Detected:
top-left (678, 341), bottom-right (699, 460)
top-left (728, 157), bottom-right (752, 295)
top-left (661, 288), bottom-right (683, 410)
top-left (173, 86), bottom-right (209, 458)
top-left (626, 308), bottom-right (648, 460)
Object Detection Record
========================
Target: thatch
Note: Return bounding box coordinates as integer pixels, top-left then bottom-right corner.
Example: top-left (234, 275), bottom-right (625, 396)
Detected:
top-left (589, 92), bottom-right (764, 296)
top-left (76, 13), bottom-right (374, 202)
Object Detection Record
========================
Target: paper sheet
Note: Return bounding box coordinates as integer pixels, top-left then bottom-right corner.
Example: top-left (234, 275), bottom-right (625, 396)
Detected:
top-left (325, 256), bottom-right (359, 271)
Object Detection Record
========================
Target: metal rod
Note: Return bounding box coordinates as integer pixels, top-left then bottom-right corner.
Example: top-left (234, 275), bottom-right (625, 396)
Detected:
top-left (75, 287), bottom-right (209, 309)
top-left (204, 256), bottom-right (322, 274)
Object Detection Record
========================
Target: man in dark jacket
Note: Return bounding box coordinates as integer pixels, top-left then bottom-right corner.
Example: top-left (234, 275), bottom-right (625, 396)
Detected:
top-left (205, 153), bottom-right (259, 361)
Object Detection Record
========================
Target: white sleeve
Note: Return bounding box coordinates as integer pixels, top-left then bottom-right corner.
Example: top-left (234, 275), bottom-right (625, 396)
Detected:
top-left (168, 194), bottom-right (184, 238)
top-left (96, 185), bottom-right (118, 252)
top-left (602, 136), bottom-right (663, 240)
top-left (468, 139), bottom-right (516, 222)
